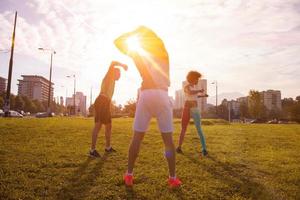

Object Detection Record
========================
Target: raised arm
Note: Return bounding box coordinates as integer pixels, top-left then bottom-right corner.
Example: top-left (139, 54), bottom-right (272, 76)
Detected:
top-left (110, 61), bottom-right (128, 71)
top-left (104, 61), bottom-right (128, 79)
top-left (114, 30), bottom-right (138, 56)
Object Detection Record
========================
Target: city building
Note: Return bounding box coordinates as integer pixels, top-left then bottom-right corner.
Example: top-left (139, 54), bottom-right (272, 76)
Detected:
top-left (66, 92), bottom-right (87, 116)
top-left (233, 90), bottom-right (282, 116)
top-left (0, 76), bottom-right (6, 94)
top-left (174, 89), bottom-right (185, 109)
top-left (230, 100), bottom-right (241, 116)
top-left (260, 90), bottom-right (282, 111)
top-left (237, 96), bottom-right (248, 104)
top-left (60, 96), bottom-right (64, 106)
top-left (17, 75), bottom-right (54, 102)
top-left (174, 79), bottom-right (208, 111)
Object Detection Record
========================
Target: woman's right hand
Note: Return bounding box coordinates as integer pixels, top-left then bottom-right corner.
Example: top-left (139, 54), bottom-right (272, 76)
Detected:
top-left (111, 61), bottom-right (128, 71)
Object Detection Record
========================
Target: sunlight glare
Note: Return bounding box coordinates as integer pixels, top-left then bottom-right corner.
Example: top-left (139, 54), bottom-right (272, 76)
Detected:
top-left (126, 35), bottom-right (142, 52)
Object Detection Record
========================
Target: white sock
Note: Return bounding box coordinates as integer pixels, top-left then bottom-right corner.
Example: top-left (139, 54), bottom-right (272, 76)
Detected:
top-left (126, 171), bottom-right (133, 176)
top-left (169, 175), bottom-right (176, 180)
top-left (105, 146), bottom-right (111, 150)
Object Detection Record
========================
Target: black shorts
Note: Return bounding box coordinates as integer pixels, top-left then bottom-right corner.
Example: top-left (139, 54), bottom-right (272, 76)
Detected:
top-left (94, 95), bottom-right (111, 124)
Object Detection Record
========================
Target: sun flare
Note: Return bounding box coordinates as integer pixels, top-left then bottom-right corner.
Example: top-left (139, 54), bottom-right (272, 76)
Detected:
top-left (126, 35), bottom-right (142, 52)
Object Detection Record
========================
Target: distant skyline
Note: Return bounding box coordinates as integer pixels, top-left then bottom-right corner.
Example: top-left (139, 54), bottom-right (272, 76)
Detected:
top-left (1, 0), bottom-right (300, 105)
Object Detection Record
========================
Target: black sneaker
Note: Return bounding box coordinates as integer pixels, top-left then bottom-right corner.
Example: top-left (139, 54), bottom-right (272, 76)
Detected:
top-left (105, 147), bottom-right (116, 153)
top-left (176, 147), bottom-right (183, 154)
top-left (202, 150), bottom-right (208, 156)
top-left (89, 150), bottom-right (101, 158)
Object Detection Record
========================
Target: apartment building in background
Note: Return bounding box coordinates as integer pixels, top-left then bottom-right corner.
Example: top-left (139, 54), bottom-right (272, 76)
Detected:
top-left (66, 91), bottom-right (87, 116)
top-left (260, 90), bottom-right (282, 111)
top-left (17, 75), bottom-right (54, 102)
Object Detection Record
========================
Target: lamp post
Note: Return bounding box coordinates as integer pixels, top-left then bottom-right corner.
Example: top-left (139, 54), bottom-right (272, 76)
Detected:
top-left (211, 81), bottom-right (218, 118)
top-left (66, 75), bottom-right (76, 115)
top-left (38, 48), bottom-right (56, 115)
top-left (4, 11), bottom-right (17, 117)
top-left (228, 101), bottom-right (231, 122)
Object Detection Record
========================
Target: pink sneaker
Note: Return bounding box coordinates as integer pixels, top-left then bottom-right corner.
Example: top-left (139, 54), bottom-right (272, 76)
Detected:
top-left (124, 174), bottom-right (134, 187)
top-left (168, 177), bottom-right (182, 188)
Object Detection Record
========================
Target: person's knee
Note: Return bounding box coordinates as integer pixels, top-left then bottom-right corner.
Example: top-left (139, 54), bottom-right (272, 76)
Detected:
top-left (93, 123), bottom-right (101, 132)
top-left (164, 149), bottom-right (174, 158)
top-left (130, 131), bottom-right (145, 148)
top-left (105, 123), bottom-right (112, 131)
top-left (161, 132), bottom-right (174, 144)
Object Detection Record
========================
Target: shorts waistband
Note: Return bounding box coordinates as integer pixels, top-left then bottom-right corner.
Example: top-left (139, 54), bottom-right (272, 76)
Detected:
top-left (141, 87), bottom-right (168, 91)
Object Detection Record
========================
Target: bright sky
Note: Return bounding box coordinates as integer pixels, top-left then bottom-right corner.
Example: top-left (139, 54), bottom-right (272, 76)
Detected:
top-left (0, 0), bottom-right (300, 106)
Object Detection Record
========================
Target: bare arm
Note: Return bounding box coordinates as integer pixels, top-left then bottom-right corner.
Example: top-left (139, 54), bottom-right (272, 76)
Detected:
top-left (114, 30), bottom-right (138, 56)
top-left (104, 61), bottom-right (128, 79)
top-left (110, 61), bottom-right (128, 71)
top-left (184, 85), bottom-right (204, 95)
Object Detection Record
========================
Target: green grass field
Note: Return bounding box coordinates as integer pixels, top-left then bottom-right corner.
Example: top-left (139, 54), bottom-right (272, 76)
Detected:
top-left (1, 118), bottom-right (300, 200)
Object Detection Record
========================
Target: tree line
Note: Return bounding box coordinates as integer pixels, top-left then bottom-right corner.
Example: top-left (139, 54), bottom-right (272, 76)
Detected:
top-left (88, 99), bottom-right (137, 118)
top-left (88, 90), bottom-right (300, 123)
top-left (0, 92), bottom-right (65, 114)
top-left (204, 90), bottom-right (300, 122)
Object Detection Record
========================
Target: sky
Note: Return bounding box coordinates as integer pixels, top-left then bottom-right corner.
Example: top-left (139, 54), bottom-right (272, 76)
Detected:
top-left (0, 0), bottom-right (300, 106)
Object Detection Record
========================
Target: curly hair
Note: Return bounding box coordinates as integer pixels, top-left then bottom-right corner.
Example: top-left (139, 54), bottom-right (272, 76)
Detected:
top-left (186, 71), bottom-right (202, 83)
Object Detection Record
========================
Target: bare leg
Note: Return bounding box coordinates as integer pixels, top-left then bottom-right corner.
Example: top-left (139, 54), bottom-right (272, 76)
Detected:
top-left (91, 122), bottom-right (102, 150)
top-left (104, 123), bottom-right (112, 149)
top-left (178, 124), bottom-right (188, 148)
top-left (127, 131), bottom-right (145, 174)
top-left (178, 105), bottom-right (190, 148)
top-left (161, 132), bottom-right (176, 177)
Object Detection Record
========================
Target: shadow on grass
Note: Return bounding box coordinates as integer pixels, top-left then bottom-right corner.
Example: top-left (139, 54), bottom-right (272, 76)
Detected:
top-left (169, 187), bottom-right (184, 200)
top-left (125, 186), bottom-right (136, 199)
top-left (56, 154), bottom-right (108, 199)
top-left (184, 154), bottom-right (276, 199)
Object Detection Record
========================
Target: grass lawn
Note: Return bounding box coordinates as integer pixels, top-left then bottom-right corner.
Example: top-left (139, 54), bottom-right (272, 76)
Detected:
top-left (1, 118), bottom-right (300, 199)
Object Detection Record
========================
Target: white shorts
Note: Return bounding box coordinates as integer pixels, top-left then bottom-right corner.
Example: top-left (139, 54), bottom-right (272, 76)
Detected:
top-left (134, 89), bottom-right (173, 133)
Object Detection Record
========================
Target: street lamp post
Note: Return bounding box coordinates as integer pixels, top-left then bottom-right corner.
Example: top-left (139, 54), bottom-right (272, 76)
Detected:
top-left (4, 12), bottom-right (17, 117)
top-left (38, 48), bottom-right (56, 115)
top-left (67, 75), bottom-right (76, 115)
top-left (211, 81), bottom-right (218, 118)
top-left (228, 101), bottom-right (231, 122)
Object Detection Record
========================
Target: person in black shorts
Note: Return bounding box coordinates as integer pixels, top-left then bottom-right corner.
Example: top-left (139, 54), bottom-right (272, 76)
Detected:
top-left (89, 61), bottom-right (127, 158)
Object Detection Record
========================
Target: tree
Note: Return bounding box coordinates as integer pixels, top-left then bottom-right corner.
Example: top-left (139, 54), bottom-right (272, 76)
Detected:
top-left (0, 96), bottom-right (3, 108)
top-left (248, 90), bottom-right (263, 119)
top-left (123, 99), bottom-right (136, 117)
top-left (267, 107), bottom-right (281, 119)
top-left (88, 104), bottom-right (95, 117)
top-left (289, 97), bottom-right (300, 122)
top-left (55, 103), bottom-right (65, 114)
top-left (239, 101), bottom-right (249, 119)
top-left (15, 96), bottom-right (25, 111)
top-left (282, 98), bottom-right (295, 120)
top-left (32, 99), bottom-right (45, 113)
top-left (9, 94), bottom-right (16, 110)
top-left (0, 92), bottom-right (5, 98)
top-left (22, 96), bottom-right (34, 112)
top-left (217, 104), bottom-right (229, 120)
top-left (291, 103), bottom-right (300, 123)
